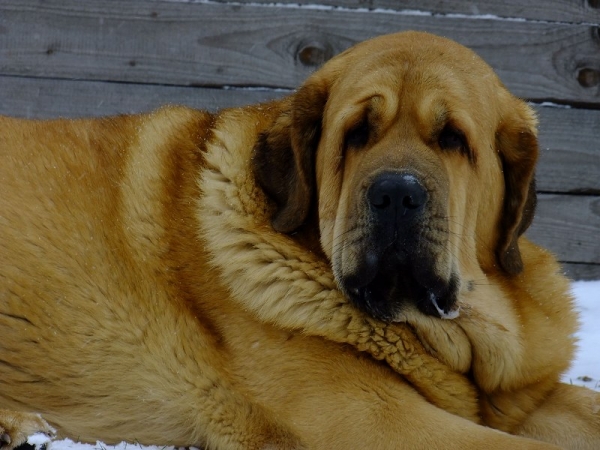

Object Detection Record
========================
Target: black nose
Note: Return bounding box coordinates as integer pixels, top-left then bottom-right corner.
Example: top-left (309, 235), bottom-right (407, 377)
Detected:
top-left (368, 172), bottom-right (427, 219)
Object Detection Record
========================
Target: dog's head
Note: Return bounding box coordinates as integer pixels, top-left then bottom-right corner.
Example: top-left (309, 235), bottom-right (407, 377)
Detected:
top-left (252, 31), bottom-right (538, 322)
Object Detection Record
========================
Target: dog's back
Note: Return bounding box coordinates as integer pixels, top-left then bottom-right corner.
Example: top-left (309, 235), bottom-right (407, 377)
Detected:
top-left (0, 110), bottom-right (216, 440)
top-left (0, 109), bottom-right (284, 445)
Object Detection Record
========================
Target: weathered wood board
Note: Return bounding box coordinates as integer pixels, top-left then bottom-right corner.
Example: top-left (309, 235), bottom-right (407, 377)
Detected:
top-left (1, 0), bottom-right (600, 103)
top-left (212, 0), bottom-right (600, 24)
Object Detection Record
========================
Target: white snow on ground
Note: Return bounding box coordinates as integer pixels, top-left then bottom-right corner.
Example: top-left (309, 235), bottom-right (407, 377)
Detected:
top-left (562, 280), bottom-right (600, 391)
top-left (28, 280), bottom-right (599, 450)
top-left (27, 435), bottom-right (195, 450)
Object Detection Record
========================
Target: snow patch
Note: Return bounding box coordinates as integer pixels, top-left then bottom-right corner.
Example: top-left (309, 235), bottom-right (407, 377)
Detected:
top-left (45, 440), bottom-right (199, 450)
top-left (161, 0), bottom-right (600, 26)
top-left (28, 433), bottom-right (54, 449)
top-left (532, 101), bottom-right (573, 109)
top-left (562, 280), bottom-right (600, 391)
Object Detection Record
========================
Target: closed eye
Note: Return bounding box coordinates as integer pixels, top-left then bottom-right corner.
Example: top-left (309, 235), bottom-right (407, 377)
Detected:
top-left (438, 124), bottom-right (475, 163)
top-left (438, 125), bottom-right (466, 150)
top-left (344, 116), bottom-right (370, 150)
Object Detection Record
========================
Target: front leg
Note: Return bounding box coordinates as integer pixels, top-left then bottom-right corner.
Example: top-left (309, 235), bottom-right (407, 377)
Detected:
top-left (0, 410), bottom-right (55, 450)
top-left (514, 383), bottom-right (600, 450)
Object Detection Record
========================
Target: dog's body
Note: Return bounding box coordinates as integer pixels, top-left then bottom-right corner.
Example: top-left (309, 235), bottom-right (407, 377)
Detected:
top-left (1, 32), bottom-right (599, 449)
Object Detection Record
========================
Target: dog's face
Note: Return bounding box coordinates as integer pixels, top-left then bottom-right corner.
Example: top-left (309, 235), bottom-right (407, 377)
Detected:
top-left (253, 31), bottom-right (538, 322)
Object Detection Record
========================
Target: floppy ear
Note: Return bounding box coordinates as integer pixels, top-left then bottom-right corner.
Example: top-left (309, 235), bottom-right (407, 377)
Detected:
top-left (495, 102), bottom-right (539, 275)
top-left (251, 80), bottom-right (328, 233)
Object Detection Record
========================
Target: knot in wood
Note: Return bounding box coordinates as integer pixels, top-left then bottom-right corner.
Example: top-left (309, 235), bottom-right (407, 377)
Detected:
top-left (577, 67), bottom-right (600, 88)
top-left (296, 41), bottom-right (331, 67)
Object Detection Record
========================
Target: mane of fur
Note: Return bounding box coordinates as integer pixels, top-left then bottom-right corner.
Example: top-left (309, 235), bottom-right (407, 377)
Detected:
top-left (197, 108), bottom-right (479, 421)
top-left (196, 105), bottom-right (577, 432)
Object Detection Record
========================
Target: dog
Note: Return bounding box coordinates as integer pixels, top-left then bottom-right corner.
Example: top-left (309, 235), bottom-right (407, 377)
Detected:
top-left (1, 31), bottom-right (599, 450)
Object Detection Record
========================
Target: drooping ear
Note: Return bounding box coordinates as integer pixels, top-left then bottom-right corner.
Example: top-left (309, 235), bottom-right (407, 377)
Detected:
top-left (251, 79), bottom-right (329, 233)
top-left (495, 101), bottom-right (539, 275)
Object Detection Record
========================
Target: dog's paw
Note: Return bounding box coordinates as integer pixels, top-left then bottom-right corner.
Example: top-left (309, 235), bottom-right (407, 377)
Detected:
top-left (0, 411), bottom-right (55, 450)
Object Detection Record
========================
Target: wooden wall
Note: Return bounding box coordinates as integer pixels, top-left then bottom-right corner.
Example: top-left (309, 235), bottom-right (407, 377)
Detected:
top-left (1, 0), bottom-right (599, 279)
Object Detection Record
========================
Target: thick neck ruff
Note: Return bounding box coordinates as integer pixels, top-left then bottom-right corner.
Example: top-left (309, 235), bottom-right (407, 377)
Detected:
top-left (196, 112), bottom-right (480, 421)
top-left (195, 108), bottom-right (575, 430)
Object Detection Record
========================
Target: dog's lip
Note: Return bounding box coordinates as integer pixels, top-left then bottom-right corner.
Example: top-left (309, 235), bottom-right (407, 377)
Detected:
top-left (343, 250), bottom-right (459, 320)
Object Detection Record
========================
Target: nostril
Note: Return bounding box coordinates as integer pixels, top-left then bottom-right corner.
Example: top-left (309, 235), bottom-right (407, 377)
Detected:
top-left (373, 194), bottom-right (391, 209)
top-left (368, 178), bottom-right (396, 210)
top-left (402, 194), bottom-right (421, 210)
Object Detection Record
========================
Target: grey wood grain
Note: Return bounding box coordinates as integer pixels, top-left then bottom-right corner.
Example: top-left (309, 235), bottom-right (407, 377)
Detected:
top-left (528, 194), bottom-right (600, 264)
top-left (561, 263), bottom-right (600, 280)
top-left (1, 0), bottom-right (600, 104)
top-left (535, 106), bottom-right (600, 194)
top-left (210, 0), bottom-right (600, 25)
top-left (0, 76), bottom-right (283, 118)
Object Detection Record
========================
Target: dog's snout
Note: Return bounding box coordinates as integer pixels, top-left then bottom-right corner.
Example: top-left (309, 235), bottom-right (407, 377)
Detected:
top-left (368, 173), bottom-right (427, 219)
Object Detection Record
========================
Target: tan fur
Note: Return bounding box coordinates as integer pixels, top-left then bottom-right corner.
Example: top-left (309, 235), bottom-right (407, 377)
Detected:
top-left (0, 410), bottom-right (54, 449)
top-left (0, 32), bottom-right (597, 449)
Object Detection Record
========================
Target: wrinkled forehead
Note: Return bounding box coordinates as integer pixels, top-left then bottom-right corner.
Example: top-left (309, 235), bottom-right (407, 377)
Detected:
top-left (323, 32), bottom-right (505, 126)
top-left (331, 31), bottom-right (497, 81)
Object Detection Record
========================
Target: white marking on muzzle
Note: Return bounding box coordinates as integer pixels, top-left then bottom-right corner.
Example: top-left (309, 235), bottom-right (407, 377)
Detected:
top-left (430, 292), bottom-right (460, 320)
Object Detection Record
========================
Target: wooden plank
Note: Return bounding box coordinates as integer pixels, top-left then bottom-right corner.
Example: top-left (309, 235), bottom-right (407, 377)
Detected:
top-left (0, 76), bottom-right (282, 119)
top-left (2, 75), bottom-right (599, 194)
top-left (528, 194), bottom-right (600, 265)
top-left (535, 105), bottom-right (600, 194)
top-left (561, 263), bottom-right (600, 281)
top-left (212, 0), bottom-right (600, 25)
top-left (1, 0), bottom-right (600, 104)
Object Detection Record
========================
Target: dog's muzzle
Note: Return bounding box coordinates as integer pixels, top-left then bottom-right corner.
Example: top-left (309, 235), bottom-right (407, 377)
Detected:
top-left (342, 171), bottom-right (459, 322)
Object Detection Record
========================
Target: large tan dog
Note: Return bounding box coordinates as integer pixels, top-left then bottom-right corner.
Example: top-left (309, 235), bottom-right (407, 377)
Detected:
top-left (0, 31), bottom-right (598, 450)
